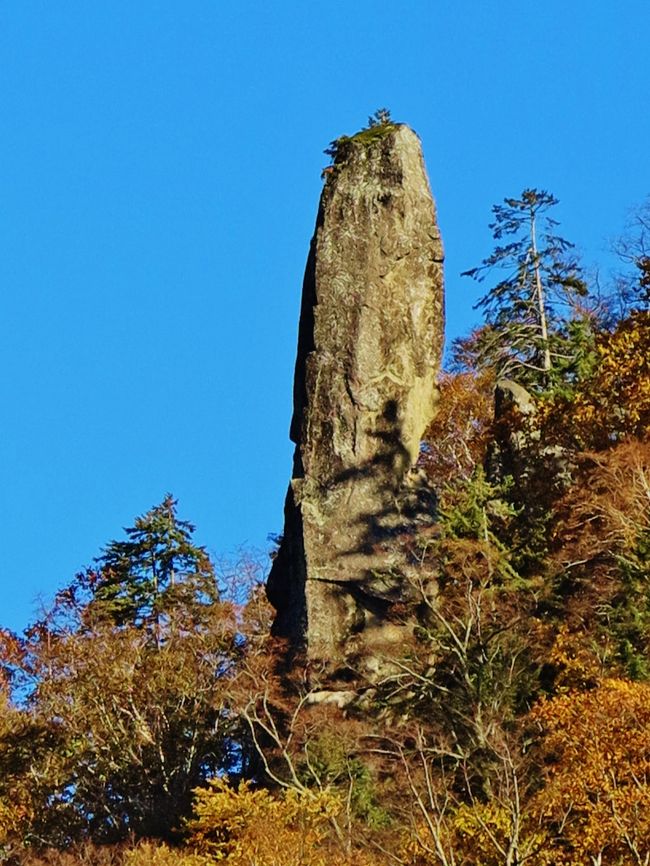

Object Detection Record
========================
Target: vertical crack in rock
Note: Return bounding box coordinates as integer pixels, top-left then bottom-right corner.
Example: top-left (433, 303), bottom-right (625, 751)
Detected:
top-left (267, 124), bottom-right (445, 671)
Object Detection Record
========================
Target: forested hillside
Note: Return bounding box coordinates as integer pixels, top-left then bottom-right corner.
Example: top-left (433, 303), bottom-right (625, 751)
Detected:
top-left (1, 191), bottom-right (648, 866)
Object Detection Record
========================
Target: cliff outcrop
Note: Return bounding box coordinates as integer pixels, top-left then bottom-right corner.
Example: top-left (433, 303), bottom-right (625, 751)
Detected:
top-left (267, 123), bottom-right (444, 670)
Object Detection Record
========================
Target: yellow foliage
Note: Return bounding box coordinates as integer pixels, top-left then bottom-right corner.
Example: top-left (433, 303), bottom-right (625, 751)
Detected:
top-left (541, 311), bottom-right (650, 448)
top-left (452, 802), bottom-right (514, 860)
top-left (404, 802), bottom-right (548, 866)
top-left (547, 624), bottom-right (602, 691)
top-left (531, 679), bottom-right (650, 864)
top-left (186, 778), bottom-right (341, 866)
top-left (124, 841), bottom-right (208, 866)
top-left (0, 799), bottom-right (29, 837)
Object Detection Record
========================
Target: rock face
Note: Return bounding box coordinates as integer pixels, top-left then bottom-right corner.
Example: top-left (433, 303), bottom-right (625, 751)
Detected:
top-left (487, 378), bottom-right (573, 490)
top-left (486, 378), bottom-right (537, 483)
top-left (267, 124), bottom-right (444, 669)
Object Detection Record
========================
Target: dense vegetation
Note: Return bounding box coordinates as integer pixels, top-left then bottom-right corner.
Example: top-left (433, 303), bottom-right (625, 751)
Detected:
top-left (1, 189), bottom-right (648, 865)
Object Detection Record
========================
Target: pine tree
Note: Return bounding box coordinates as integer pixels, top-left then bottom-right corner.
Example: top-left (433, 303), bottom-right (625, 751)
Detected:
top-left (86, 495), bottom-right (218, 635)
top-left (460, 189), bottom-right (588, 389)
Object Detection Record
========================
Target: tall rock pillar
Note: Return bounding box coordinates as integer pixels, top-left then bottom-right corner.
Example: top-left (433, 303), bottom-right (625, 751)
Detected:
top-left (267, 123), bottom-right (444, 669)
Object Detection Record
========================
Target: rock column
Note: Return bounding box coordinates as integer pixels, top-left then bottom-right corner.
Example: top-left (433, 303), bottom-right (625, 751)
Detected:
top-left (267, 124), bottom-right (445, 669)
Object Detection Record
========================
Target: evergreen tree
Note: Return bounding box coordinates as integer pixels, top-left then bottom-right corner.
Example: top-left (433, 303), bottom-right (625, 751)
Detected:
top-left (459, 189), bottom-right (588, 389)
top-left (0, 498), bottom-right (244, 846)
top-left (85, 495), bottom-right (218, 634)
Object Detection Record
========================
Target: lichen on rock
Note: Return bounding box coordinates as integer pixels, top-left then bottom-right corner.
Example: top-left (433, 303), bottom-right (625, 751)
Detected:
top-left (267, 123), bottom-right (445, 672)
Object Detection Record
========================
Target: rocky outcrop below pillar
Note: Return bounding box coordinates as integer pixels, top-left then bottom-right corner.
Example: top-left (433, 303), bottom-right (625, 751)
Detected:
top-left (267, 122), bottom-right (445, 671)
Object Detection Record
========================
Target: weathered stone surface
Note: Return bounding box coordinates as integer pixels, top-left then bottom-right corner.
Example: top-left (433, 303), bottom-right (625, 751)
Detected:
top-left (267, 124), bottom-right (444, 668)
top-left (486, 378), bottom-right (537, 483)
top-left (487, 378), bottom-right (574, 490)
top-left (494, 378), bottom-right (536, 419)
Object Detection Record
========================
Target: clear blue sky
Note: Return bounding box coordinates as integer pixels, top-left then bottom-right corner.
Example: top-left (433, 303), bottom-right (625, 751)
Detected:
top-left (2, 1), bottom-right (648, 631)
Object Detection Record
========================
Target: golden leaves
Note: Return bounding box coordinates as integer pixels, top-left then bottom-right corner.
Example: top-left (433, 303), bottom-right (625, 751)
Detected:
top-left (541, 311), bottom-right (650, 449)
top-left (531, 679), bottom-right (650, 864)
top-left (186, 778), bottom-right (340, 866)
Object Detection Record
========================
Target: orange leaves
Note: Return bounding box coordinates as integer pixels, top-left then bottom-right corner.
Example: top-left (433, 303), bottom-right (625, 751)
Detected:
top-left (420, 370), bottom-right (494, 488)
top-left (546, 439), bottom-right (650, 675)
top-left (552, 438), bottom-right (650, 561)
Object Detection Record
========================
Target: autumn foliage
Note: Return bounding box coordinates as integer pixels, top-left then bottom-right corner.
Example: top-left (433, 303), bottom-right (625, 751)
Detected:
top-left (186, 779), bottom-right (339, 866)
top-left (540, 310), bottom-right (650, 448)
top-left (2, 196), bottom-right (650, 864)
top-left (419, 370), bottom-right (494, 488)
top-left (531, 680), bottom-right (650, 865)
